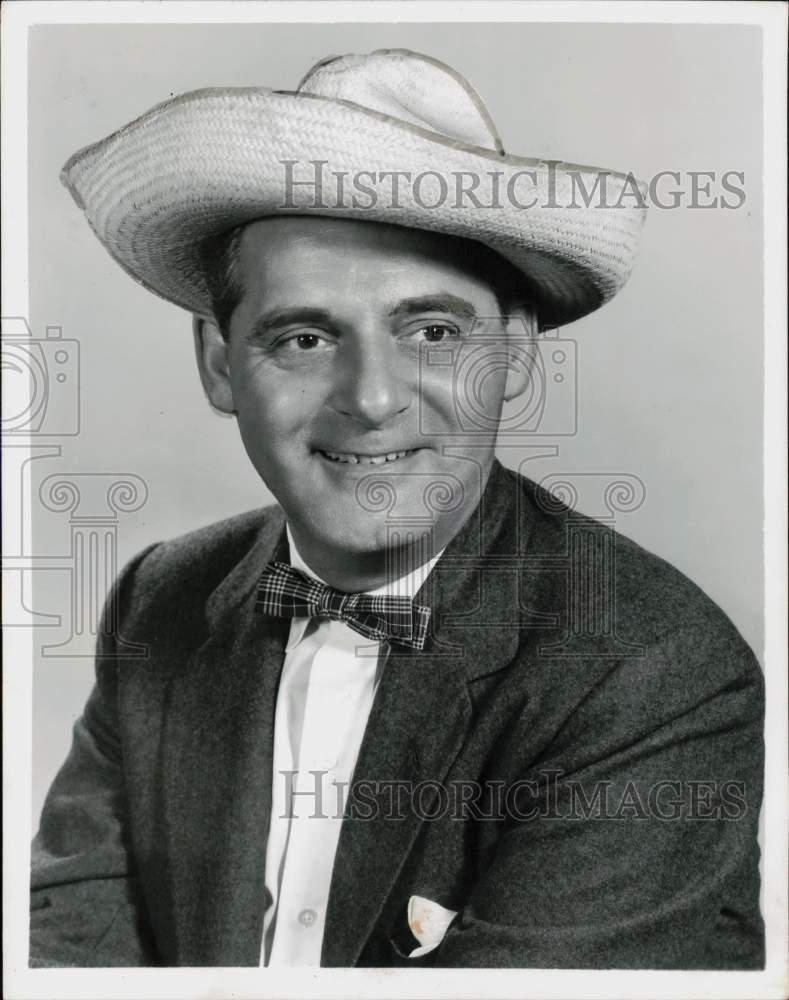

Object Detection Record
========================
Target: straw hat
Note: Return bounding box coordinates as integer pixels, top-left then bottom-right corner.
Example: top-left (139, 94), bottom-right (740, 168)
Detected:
top-left (61, 49), bottom-right (648, 327)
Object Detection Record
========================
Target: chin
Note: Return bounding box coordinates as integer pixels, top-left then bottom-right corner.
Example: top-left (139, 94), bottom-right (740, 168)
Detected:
top-left (320, 513), bottom-right (435, 557)
top-left (329, 517), bottom-right (405, 554)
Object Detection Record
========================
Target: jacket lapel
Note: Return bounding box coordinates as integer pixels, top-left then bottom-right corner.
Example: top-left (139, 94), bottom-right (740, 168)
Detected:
top-left (159, 510), bottom-right (288, 966)
top-left (322, 460), bottom-right (524, 966)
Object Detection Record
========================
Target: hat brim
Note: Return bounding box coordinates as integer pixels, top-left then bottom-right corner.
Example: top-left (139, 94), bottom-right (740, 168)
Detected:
top-left (62, 87), bottom-right (647, 327)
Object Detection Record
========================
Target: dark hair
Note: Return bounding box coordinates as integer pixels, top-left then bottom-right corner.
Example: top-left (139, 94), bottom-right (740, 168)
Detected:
top-left (198, 221), bottom-right (539, 338)
top-left (198, 225), bottom-right (247, 337)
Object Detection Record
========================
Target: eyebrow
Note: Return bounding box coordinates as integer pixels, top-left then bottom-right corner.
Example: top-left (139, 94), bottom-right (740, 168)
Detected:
top-left (246, 308), bottom-right (337, 342)
top-left (388, 294), bottom-right (478, 322)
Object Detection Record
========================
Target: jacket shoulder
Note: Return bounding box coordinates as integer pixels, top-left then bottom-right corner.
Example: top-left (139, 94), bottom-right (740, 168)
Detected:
top-left (500, 468), bottom-right (763, 755)
top-left (112, 504), bottom-right (284, 633)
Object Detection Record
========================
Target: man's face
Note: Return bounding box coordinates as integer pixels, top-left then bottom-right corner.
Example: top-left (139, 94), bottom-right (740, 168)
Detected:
top-left (196, 217), bottom-right (533, 575)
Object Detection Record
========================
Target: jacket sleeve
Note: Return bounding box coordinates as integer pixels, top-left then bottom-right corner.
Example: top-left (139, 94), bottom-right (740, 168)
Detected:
top-left (435, 623), bottom-right (765, 969)
top-left (30, 546), bottom-right (160, 967)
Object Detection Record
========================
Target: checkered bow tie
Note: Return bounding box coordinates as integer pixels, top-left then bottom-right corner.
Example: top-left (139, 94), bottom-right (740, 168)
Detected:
top-left (255, 561), bottom-right (432, 650)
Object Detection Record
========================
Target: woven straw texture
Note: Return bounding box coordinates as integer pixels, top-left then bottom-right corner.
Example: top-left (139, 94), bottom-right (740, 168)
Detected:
top-left (62, 50), bottom-right (648, 326)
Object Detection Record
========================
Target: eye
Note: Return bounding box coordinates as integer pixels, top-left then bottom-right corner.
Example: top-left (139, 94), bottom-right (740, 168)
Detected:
top-left (293, 334), bottom-right (322, 350)
top-left (275, 330), bottom-right (332, 352)
top-left (412, 323), bottom-right (461, 344)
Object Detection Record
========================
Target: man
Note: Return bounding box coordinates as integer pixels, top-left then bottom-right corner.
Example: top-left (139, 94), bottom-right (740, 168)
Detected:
top-left (30, 49), bottom-right (764, 968)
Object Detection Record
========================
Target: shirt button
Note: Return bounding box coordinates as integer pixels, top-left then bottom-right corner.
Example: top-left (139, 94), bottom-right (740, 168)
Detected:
top-left (298, 908), bottom-right (317, 927)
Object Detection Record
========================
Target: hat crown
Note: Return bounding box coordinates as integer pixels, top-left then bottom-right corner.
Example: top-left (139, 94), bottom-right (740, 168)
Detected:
top-left (298, 49), bottom-right (503, 153)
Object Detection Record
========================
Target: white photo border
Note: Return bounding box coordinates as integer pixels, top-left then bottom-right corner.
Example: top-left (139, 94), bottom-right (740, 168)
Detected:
top-left (3, 2), bottom-right (787, 998)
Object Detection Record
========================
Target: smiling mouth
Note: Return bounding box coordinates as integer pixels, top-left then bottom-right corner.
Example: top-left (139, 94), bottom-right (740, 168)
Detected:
top-left (318, 449), bottom-right (418, 465)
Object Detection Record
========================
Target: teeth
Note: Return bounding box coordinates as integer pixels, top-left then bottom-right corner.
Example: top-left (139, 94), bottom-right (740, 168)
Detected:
top-left (322, 450), bottom-right (413, 464)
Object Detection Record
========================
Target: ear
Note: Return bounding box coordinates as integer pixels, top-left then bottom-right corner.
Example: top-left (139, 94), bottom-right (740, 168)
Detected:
top-left (192, 315), bottom-right (236, 414)
top-left (503, 306), bottom-right (539, 402)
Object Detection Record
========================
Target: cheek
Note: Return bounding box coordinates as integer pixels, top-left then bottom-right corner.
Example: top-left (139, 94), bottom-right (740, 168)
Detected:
top-left (233, 369), bottom-right (325, 437)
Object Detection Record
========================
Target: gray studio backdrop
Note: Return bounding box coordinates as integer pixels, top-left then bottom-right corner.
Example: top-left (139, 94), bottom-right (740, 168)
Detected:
top-left (26, 22), bottom-right (763, 824)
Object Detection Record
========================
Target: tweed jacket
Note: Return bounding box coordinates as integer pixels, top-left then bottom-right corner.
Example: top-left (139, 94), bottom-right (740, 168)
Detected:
top-left (30, 461), bottom-right (765, 968)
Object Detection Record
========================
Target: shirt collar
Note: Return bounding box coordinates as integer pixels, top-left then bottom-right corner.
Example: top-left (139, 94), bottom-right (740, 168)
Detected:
top-left (284, 524), bottom-right (444, 652)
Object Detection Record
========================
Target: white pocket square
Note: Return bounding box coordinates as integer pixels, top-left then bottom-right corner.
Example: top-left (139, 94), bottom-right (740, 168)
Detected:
top-left (407, 895), bottom-right (458, 958)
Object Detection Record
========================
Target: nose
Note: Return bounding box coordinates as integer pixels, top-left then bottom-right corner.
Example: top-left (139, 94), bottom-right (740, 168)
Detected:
top-left (329, 337), bottom-right (411, 427)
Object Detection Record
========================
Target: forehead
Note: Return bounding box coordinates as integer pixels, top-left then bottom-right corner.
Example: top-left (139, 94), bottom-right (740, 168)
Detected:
top-left (234, 216), bottom-right (502, 309)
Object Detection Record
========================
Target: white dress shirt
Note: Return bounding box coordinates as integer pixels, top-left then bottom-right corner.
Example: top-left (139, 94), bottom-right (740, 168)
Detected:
top-left (260, 528), bottom-right (442, 966)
